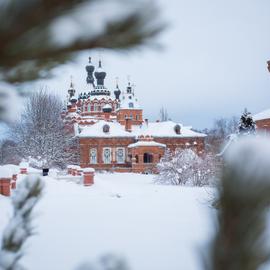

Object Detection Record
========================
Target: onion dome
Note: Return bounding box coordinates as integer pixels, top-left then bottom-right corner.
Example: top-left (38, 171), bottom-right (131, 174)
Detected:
top-left (68, 80), bottom-right (76, 99)
top-left (86, 57), bottom-right (95, 85)
top-left (103, 104), bottom-right (112, 113)
top-left (83, 92), bottom-right (87, 99)
top-left (94, 60), bottom-right (106, 86)
top-left (114, 81), bottom-right (121, 100)
top-left (70, 97), bottom-right (77, 104)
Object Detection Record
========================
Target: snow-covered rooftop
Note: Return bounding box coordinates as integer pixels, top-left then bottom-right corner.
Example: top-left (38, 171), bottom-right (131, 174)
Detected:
top-left (253, 108), bottom-right (270, 121)
top-left (133, 121), bottom-right (206, 138)
top-left (128, 141), bottom-right (166, 148)
top-left (79, 120), bottom-right (206, 138)
top-left (79, 120), bottom-right (135, 138)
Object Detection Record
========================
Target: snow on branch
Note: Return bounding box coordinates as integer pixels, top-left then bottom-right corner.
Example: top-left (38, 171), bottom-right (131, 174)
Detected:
top-left (0, 176), bottom-right (44, 270)
top-left (207, 137), bottom-right (270, 270)
top-left (156, 149), bottom-right (219, 186)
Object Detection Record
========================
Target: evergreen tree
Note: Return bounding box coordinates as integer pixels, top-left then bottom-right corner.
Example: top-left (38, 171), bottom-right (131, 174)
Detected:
top-left (238, 108), bottom-right (256, 135)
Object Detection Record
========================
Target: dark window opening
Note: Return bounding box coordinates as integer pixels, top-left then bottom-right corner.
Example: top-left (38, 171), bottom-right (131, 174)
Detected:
top-left (144, 153), bottom-right (153, 163)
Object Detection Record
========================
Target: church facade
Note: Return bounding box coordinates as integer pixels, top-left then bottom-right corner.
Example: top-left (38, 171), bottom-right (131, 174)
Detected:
top-left (62, 57), bottom-right (206, 173)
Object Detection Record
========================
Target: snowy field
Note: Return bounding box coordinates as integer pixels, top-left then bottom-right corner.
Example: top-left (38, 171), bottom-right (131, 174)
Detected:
top-left (0, 173), bottom-right (214, 270)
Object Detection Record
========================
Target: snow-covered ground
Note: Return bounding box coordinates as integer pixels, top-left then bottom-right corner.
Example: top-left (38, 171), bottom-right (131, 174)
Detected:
top-left (0, 173), bottom-right (214, 270)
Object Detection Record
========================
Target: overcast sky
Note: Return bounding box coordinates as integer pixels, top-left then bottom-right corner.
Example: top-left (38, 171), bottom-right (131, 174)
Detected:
top-left (37, 0), bottom-right (270, 129)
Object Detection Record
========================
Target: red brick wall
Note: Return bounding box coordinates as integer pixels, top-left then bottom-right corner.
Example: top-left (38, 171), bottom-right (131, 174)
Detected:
top-left (117, 109), bottom-right (143, 126)
top-left (79, 137), bottom-right (205, 172)
top-left (256, 119), bottom-right (270, 133)
top-left (129, 145), bottom-right (165, 173)
top-left (80, 137), bottom-right (134, 169)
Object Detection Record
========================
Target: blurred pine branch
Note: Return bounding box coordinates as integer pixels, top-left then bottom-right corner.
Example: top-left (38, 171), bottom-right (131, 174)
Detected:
top-left (0, 0), bottom-right (165, 83)
top-left (207, 138), bottom-right (270, 270)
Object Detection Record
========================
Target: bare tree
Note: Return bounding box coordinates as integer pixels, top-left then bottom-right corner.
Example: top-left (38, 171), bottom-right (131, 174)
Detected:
top-left (11, 90), bottom-right (78, 168)
top-left (205, 116), bottom-right (239, 154)
top-left (0, 139), bottom-right (20, 165)
top-left (159, 107), bottom-right (169, 122)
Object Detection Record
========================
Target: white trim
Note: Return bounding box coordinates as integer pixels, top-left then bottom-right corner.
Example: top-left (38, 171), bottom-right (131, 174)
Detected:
top-left (116, 147), bottom-right (125, 164)
top-left (103, 147), bottom-right (112, 164)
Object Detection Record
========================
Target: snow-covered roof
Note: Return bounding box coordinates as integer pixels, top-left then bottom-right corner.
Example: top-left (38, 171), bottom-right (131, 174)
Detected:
top-left (253, 109), bottom-right (270, 121)
top-left (79, 120), bottom-right (135, 138)
top-left (103, 104), bottom-right (112, 109)
top-left (79, 120), bottom-right (206, 139)
top-left (133, 121), bottom-right (206, 138)
top-left (128, 141), bottom-right (166, 148)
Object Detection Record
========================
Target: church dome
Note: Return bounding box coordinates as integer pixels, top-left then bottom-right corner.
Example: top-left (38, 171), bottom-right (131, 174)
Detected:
top-left (85, 57), bottom-right (95, 73)
top-left (94, 60), bottom-right (106, 85)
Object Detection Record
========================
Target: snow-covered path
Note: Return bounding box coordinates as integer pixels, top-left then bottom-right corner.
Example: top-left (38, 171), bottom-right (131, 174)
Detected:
top-left (0, 173), bottom-right (214, 270)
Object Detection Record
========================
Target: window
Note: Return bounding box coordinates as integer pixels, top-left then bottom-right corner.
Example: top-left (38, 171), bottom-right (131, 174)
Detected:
top-left (103, 148), bottom-right (111, 164)
top-left (89, 148), bottom-right (97, 164)
top-left (130, 114), bottom-right (133, 120)
top-left (129, 102), bottom-right (134, 108)
top-left (116, 148), bottom-right (125, 164)
top-left (87, 104), bottom-right (91, 112)
top-left (136, 115), bottom-right (139, 120)
top-left (143, 153), bottom-right (153, 163)
top-left (94, 103), bottom-right (98, 111)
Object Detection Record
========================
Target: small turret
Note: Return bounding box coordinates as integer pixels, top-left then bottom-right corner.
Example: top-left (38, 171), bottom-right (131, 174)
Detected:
top-left (67, 77), bottom-right (76, 99)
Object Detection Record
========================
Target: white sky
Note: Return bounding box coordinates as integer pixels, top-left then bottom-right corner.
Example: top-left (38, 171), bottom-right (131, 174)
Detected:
top-left (36, 0), bottom-right (270, 129)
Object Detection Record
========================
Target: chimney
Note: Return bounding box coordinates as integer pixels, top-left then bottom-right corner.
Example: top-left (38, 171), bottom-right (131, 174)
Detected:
top-left (125, 117), bottom-right (132, 132)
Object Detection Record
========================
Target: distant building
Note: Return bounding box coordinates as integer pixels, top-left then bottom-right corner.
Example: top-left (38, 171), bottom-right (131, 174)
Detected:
top-left (253, 109), bottom-right (270, 132)
top-left (62, 57), bottom-right (206, 173)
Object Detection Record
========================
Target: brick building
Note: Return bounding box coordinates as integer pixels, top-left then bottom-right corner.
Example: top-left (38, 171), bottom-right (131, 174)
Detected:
top-left (254, 109), bottom-right (270, 132)
top-left (62, 57), bottom-right (206, 173)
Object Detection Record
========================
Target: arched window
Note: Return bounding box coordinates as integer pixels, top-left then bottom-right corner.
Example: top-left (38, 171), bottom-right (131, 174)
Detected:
top-left (144, 153), bottom-right (153, 163)
top-left (129, 102), bottom-right (134, 108)
top-left (116, 148), bottom-right (125, 164)
top-left (87, 104), bottom-right (91, 112)
top-left (94, 103), bottom-right (98, 111)
top-left (103, 148), bottom-right (112, 164)
top-left (89, 148), bottom-right (97, 164)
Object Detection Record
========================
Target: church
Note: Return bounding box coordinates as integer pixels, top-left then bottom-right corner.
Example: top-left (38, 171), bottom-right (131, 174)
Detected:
top-left (62, 57), bottom-right (206, 173)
